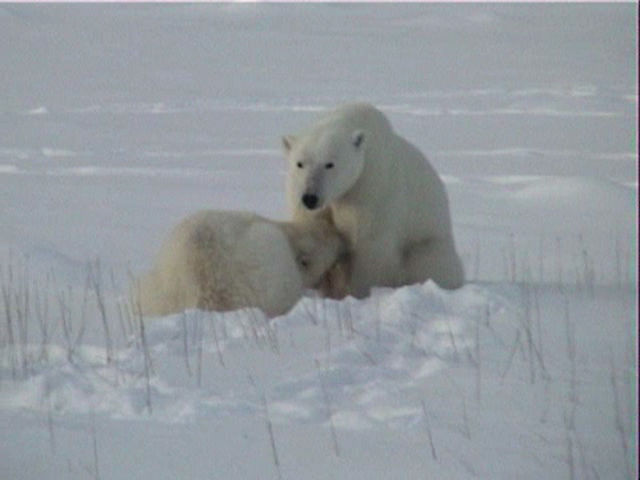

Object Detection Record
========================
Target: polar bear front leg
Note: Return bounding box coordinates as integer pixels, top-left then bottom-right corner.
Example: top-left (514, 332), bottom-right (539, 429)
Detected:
top-left (349, 238), bottom-right (405, 298)
top-left (404, 237), bottom-right (465, 290)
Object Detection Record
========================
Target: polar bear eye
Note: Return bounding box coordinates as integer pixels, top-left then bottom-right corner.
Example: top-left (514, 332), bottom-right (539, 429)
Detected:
top-left (297, 253), bottom-right (310, 268)
top-left (296, 161), bottom-right (304, 169)
top-left (325, 162), bottom-right (334, 169)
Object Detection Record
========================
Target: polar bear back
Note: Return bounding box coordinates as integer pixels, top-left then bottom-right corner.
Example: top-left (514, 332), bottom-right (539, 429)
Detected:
top-left (136, 211), bottom-right (305, 318)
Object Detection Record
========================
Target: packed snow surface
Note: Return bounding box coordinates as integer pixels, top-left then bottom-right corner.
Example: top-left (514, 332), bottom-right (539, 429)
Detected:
top-left (1, 4), bottom-right (637, 480)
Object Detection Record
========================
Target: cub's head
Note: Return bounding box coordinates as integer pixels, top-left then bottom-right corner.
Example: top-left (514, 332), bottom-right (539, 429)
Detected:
top-left (283, 128), bottom-right (367, 212)
top-left (282, 216), bottom-right (348, 288)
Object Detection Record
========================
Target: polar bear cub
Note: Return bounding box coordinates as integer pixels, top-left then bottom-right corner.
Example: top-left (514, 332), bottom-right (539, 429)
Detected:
top-left (135, 210), bottom-right (345, 318)
top-left (283, 102), bottom-right (464, 298)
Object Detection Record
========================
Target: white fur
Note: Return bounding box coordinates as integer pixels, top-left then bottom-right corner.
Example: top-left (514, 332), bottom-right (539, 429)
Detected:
top-left (135, 210), bottom-right (344, 318)
top-left (283, 102), bottom-right (465, 298)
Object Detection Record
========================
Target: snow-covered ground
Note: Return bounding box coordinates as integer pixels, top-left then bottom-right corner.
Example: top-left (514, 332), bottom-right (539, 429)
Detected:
top-left (1, 4), bottom-right (637, 479)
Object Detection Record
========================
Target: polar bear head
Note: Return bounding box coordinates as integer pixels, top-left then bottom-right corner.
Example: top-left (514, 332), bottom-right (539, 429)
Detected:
top-left (281, 215), bottom-right (348, 288)
top-left (283, 128), bottom-right (367, 211)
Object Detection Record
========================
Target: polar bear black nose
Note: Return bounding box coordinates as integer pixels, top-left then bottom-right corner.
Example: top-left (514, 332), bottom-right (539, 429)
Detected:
top-left (302, 193), bottom-right (319, 210)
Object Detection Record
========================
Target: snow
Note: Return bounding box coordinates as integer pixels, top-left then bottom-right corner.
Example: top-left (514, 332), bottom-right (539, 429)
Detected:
top-left (0, 4), bottom-right (637, 479)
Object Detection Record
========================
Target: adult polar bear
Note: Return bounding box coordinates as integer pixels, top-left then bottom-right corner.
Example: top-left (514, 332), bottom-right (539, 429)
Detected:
top-left (283, 102), bottom-right (464, 298)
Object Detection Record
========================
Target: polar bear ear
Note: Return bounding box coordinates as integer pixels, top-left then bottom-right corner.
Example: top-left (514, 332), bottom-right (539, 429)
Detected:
top-left (351, 130), bottom-right (366, 150)
top-left (282, 135), bottom-right (296, 153)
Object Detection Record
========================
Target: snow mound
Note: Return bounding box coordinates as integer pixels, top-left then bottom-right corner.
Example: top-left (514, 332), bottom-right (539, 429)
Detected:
top-left (0, 282), bottom-right (509, 427)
